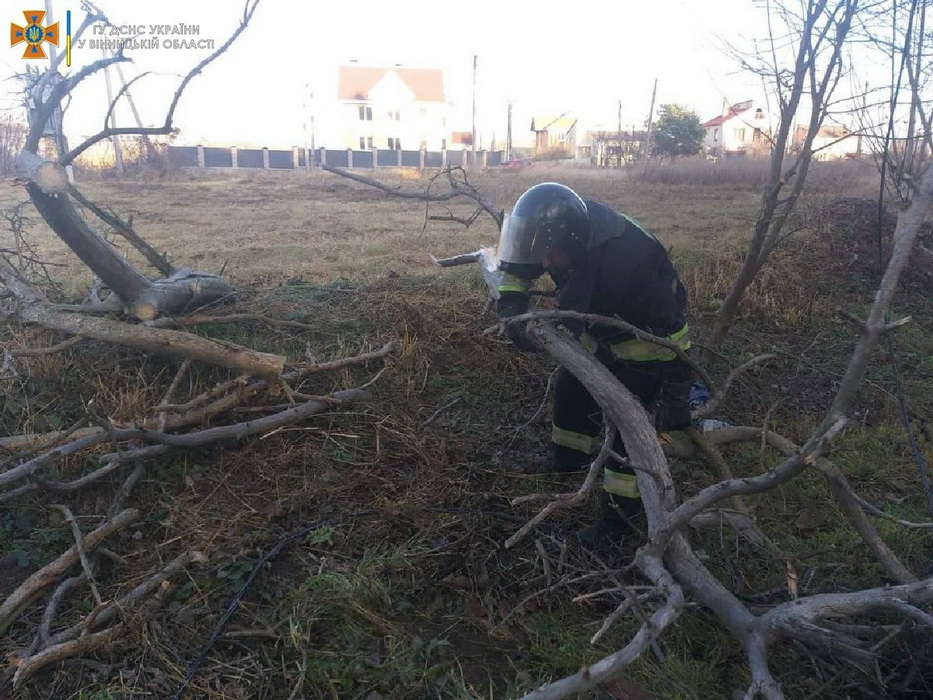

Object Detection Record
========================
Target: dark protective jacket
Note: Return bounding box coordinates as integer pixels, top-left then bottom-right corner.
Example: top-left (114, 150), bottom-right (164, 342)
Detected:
top-left (498, 200), bottom-right (691, 380)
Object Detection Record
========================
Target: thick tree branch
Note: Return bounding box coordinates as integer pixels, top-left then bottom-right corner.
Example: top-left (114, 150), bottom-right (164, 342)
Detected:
top-left (16, 303), bottom-right (284, 378)
top-left (69, 186), bottom-right (173, 276)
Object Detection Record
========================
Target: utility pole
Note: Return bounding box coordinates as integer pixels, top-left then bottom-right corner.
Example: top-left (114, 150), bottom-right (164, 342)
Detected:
top-left (102, 50), bottom-right (124, 174)
top-left (471, 54), bottom-right (478, 155)
top-left (109, 50), bottom-right (158, 162)
top-left (506, 100), bottom-right (513, 161)
top-left (617, 99), bottom-right (622, 168)
top-left (856, 80), bottom-right (868, 157)
top-left (642, 78), bottom-right (657, 162)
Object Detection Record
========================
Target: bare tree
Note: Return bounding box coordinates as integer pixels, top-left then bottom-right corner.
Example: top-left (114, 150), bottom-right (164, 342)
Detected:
top-left (0, 2), bottom-right (297, 378)
top-left (707, 0), bottom-right (860, 352)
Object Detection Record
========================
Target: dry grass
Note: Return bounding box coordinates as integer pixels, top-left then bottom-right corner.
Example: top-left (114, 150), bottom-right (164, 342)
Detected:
top-left (2, 166), bottom-right (932, 699)
top-left (0, 167), bottom-right (767, 296)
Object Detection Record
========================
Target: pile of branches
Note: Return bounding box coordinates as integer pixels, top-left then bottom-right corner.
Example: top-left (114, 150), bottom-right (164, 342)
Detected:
top-left (435, 164), bottom-right (933, 699)
top-left (0, 325), bottom-right (392, 690)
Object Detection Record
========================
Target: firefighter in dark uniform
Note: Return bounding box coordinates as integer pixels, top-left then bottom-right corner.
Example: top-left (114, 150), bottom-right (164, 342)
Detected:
top-left (497, 182), bottom-right (693, 546)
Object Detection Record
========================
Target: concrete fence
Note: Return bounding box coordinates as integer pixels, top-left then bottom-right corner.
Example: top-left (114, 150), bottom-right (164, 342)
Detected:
top-left (167, 146), bottom-right (505, 171)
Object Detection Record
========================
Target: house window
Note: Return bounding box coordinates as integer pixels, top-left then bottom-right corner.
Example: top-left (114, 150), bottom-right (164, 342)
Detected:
top-left (755, 108), bottom-right (764, 119)
top-left (359, 136), bottom-right (373, 149)
top-left (736, 128), bottom-right (746, 142)
top-left (387, 137), bottom-right (401, 150)
top-left (713, 128), bottom-right (719, 142)
top-left (358, 105), bottom-right (372, 121)
top-left (419, 108), bottom-right (427, 119)
top-left (387, 110), bottom-right (400, 121)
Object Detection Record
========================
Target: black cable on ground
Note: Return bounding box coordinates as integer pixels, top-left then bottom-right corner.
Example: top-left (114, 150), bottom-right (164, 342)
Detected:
top-left (170, 517), bottom-right (338, 699)
top-left (168, 503), bottom-right (542, 698)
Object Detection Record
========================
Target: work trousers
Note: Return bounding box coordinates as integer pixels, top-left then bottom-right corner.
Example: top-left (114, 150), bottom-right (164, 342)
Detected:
top-left (550, 362), bottom-right (664, 518)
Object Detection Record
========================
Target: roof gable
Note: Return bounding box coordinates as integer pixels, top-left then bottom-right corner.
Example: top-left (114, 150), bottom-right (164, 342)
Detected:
top-left (338, 65), bottom-right (445, 102)
top-left (702, 105), bottom-right (753, 128)
top-left (531, 115), bottom-right (578, 134)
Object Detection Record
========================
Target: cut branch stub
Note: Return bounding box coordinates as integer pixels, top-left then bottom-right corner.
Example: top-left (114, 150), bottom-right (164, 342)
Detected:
top-left (431, 247), bottom-right (503, 299)
top-left (130, 268), bottom-right (235, 321)
top-left (24, 180), bottom-right (236, 319)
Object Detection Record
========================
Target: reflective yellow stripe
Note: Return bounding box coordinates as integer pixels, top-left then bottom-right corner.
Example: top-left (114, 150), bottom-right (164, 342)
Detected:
top-left (609, 323), bottom-right (691, 362)
top-left (579, 332), bottom-right (599, 354)
top-left (551, 426), bottom-right (597, 454)
top-left (498, 273), bottom-right (531, 296)
top-left (603, 467), bottom-right (640, 498)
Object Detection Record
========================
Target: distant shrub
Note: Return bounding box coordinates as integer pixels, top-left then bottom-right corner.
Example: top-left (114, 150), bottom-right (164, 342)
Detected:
top-left (0, 116), bottom-right (28, 175)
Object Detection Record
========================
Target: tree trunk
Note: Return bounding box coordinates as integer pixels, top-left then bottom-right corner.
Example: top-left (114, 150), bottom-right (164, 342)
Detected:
top-left (24, 179), bottom-right (234, 320)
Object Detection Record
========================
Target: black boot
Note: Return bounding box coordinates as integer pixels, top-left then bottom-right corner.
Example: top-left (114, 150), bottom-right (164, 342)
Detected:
top-left (577, 492), bottom-right (645, 551)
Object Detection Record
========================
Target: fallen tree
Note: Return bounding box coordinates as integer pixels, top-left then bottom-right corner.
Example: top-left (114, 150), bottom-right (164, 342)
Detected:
top-left (4, 1), bottom-right (279, 378)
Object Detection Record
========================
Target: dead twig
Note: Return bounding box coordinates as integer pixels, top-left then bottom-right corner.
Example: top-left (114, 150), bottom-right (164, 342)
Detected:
top-left (286, 341), bottom-right (393, 376)
top-left (0, 508), bottom-right (138, 636)
top-left (423, 397), bottom-right (461, 426)
top-left (9, 335), bottom-right (83, 357)
top-left (693, 353), bottom-right (777, 419)
top-left (49, 505), bottom-right (101, 606)
top-left (505, 427), bottom-right (615, 548)
top-left (12, 624), bottom-right (126, 688)
top-left (504, 367), bottom-right (558, 452)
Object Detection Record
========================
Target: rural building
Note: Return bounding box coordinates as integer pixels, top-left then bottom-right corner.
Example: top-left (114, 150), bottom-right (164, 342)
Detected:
top-left (531, 114), bottom-right (578, 157)
top-left (792, 124), bottom-right (858, 160)
top-left (585, 130), bottom-right (648, 167)
top-left (702, 100), bottom-right (774, 158)
top-left (332, 64), bottom-right (452, 151)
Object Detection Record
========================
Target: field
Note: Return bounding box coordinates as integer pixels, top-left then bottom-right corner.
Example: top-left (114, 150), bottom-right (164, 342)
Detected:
top-left (1, 160), bottom-right (932, 699)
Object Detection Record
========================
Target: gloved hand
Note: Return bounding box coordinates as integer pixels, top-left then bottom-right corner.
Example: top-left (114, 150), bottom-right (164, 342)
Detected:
top-left (656, 379), bottom-right (692, 432)
top-left (497, 292), bottom-right (538, 352)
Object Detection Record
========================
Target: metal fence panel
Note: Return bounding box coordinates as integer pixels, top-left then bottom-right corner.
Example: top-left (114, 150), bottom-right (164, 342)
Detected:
top-left (353, 150), bottom-right (374, 168)
top-left (401, 150), bottom-right (420, 167)
top-left (325, 150), bottom-right (348, 167)
top-left (376, 149), bottom-right (397, 167)
top-left (268, 150), bottom-right (294, 169)
top-left (237, 149), bottom-right (264, 168)
top-left (168, 146), bottom-right (198, 167)
top-left (425, 151), bottom-right (442, 168)
top-left (203, 147), bottom-right (232, 168)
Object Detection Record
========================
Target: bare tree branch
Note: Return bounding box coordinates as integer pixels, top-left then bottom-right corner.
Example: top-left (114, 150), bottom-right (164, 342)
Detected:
top-left (59, 0), bottom-right (262, 166)
top-left (0, 508), bottom-right (138, 637)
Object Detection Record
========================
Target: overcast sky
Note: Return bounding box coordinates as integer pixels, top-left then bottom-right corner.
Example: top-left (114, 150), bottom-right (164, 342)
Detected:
top-left (1, 0), bottom-right (779, 149)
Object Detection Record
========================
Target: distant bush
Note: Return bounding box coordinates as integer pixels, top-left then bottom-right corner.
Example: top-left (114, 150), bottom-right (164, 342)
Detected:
top-left (0, 116), bottom-right (28, 175)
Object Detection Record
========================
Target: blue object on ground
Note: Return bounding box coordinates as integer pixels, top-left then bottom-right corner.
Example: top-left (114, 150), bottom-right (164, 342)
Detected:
top-left (688, 381), bottom-right (710, 409)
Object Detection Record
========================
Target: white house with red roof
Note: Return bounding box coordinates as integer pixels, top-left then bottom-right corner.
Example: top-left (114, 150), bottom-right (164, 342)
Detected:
top-left (330, 64), bottom-right (452, 151)
top-left (702, 100), bottom-right (774, 157)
